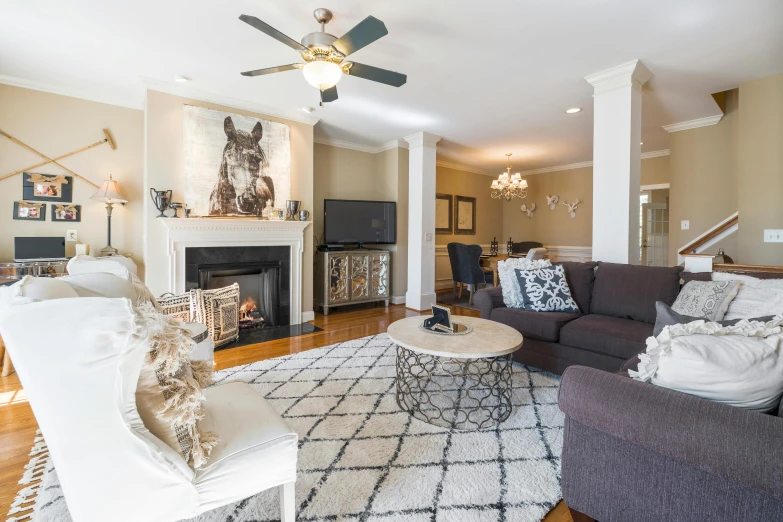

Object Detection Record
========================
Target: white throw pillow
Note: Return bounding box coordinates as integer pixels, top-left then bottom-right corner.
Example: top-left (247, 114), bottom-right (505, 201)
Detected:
top-left (497, 258), bottom-right (552, 308)
top-left (67, 254), bottom-right (135, 278)
top-left (630, 316), bottom-right (783, 412)
top-left (671, 280), bottom-right (740, 321)
top-left (712, 272), bottom-right (783, 320)
top-left (0, 276), bottom-right (79, 309)
top-left (60, 273), bottom-right (137, 300)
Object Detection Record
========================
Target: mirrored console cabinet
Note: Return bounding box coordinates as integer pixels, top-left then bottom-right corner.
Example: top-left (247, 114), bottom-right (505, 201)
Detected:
top-left (315, 250), bottom-right (391, 315)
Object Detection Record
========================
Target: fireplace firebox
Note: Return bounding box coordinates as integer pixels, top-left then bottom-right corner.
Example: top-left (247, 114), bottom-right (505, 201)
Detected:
top-left (186, 246), bottom-right (291, 329)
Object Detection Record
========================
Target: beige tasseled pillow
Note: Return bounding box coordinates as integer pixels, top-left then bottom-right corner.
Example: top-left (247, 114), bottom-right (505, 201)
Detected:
top-left (135, 303), bottom-right (218, 469)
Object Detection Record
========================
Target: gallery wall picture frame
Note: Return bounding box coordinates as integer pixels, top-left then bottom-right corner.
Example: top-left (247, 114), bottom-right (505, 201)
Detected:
top-left (51, 204), bottom-right (81, 222)
top-left (23, 173), bottom-right (73, 203)
top-left (454, 195), bottom-right (476, 235)
top-left (435, 193), bottom-right (453, 234)
top-left (14, 201), bottom-right (46, 221)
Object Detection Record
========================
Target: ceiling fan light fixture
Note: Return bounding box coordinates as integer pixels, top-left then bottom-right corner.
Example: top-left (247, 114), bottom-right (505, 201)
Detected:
top-left (303, 61), bottom-right (342, 90)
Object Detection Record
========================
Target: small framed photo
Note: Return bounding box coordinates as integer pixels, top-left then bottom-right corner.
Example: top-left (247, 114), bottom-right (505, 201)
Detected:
top-left (52, 204), bottom-right (81, 222)
top-left (23, 173), bottom-right (73, 203)
top-left (423, 304), bottom-right (453, 332)
top-left (14, 201), bottom-right (46, 221)
top-left (435, 193), bottom-right (453, 234)
top-left (455, 195), bottom-right (476, 235)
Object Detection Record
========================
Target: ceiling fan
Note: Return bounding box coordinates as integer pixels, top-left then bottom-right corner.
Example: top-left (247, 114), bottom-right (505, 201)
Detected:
top-left (239, 8), bottom-right (407, 106)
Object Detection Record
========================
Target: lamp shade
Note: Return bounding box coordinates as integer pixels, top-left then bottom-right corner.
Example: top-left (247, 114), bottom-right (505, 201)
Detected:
top-left (91, 175), bottom-right (127, 204)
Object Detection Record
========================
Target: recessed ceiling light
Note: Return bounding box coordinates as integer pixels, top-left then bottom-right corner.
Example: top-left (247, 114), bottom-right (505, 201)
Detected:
top-left (565, 108), bottom-right (581, 114)
top-left (172, 75), bottom-right (191, 83)
top-left (302, 107), bottom-right (315, 114)
top-left (640, 142), bottom-right (644, 145)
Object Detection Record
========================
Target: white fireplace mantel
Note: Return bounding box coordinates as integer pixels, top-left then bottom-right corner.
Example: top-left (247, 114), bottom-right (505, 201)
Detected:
top-left (158, 218), bottom-right (310, 325)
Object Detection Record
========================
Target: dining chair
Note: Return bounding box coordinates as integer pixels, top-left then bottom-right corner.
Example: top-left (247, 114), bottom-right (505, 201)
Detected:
top-left (446, 243), bottom-right (494, 305)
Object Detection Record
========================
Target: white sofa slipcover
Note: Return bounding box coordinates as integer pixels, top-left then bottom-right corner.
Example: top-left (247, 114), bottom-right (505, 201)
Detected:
top-left (0, 298), bottom-right (297, 522)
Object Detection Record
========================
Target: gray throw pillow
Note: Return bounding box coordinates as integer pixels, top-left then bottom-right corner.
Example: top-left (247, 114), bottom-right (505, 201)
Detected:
top-left (514, 265), bottom-right (580, 312)
top-left (653, 301), bottom-right (774, 337)
top-left (671, 280), bottom-right (741, 321)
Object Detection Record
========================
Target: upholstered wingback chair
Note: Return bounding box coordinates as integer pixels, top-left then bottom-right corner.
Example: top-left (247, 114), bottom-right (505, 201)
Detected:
top-left (447, 243), bottom-right (494, 305)
top-left (0, 297), bottom-right (297, 522)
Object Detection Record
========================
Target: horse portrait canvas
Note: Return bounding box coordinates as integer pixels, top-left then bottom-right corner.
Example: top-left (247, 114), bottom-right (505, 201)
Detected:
top-left (183, 105), bottom-right (291, 216)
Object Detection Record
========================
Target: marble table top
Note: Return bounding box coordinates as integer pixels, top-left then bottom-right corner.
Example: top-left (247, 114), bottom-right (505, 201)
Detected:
top-left (387, 316), bottom-right (523, 359)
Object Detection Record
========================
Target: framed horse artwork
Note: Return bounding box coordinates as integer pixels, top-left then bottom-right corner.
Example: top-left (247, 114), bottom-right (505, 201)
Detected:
top-left (183, 105), bottom-right (291, 217)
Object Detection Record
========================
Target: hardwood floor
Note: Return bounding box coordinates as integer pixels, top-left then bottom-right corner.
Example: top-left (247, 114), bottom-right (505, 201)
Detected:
top-left (0, 301), bottom-right (573, 522)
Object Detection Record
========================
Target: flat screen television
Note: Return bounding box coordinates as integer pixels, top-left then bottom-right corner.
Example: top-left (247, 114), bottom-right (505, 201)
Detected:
top-left (324, 199), bottom-right (396, 245)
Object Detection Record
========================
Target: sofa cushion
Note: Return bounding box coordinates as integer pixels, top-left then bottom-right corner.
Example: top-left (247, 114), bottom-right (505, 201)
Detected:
top-left (560, 314), bottom-right (654, 360)
top-left (556, 261), bottom-right (597, 313)
top-left (590, 262), bottom-right (683, 323)
top-left (490, 307), bottom-right (582, 342)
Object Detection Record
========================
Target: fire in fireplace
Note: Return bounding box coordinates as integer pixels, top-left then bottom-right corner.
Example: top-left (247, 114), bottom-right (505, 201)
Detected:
top-left (239, 296), bottom-right (265, 330)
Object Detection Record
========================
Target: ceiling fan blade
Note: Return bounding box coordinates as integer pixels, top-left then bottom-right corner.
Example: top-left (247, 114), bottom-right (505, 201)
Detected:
top-left (331, 16), bottom-right (388, 56)
top-left (240, 64), bottom-right (303, 77)
top-left (239, 14), bottom-right (307, 52)
top-left (343, 62), bottom-right (406, 87)
top-left (321, 86), bottom-right (338, 103)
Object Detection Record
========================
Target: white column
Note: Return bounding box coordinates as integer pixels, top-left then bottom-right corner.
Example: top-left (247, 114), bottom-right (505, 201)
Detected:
top-left (585, 60), bottom-right (652, 264)
top-left (404, 131), bottom-right (442, 310)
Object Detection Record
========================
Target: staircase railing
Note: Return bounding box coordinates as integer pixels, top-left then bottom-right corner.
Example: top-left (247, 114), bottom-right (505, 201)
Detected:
top-left (677, 212), bottom-right (738, 266)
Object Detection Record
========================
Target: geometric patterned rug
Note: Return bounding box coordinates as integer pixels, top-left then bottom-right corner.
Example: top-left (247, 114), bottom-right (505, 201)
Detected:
top-left (15, 333), bottom-right (563, 522)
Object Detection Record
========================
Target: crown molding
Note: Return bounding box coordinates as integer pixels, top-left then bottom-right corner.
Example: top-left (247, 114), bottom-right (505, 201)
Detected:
top-left (314, 136), bottom-right (409, 154)
top-left (313, 137), bottom-right (378, 153)
top-left (141, 77), bottom-right (320, 126)
top-left (435, 160), bottom-right (491, 176)
top-left (662, 115), bottom-right (723, 133)
top-left (522, 160), bottom-right (594, 175)
top-left (520, 149), bottom-right (669, 175)
top-left (641, 149), bottom-right (670, 159)
top-left (585, 59), bottom-right (653, 95)
top-left (0, 74), bottom-right (141, 110)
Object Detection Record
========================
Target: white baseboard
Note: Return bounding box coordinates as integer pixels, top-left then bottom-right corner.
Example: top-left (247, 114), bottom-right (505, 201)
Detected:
top-left (302, 311), bottom-right (315, 322)
top-left (391, 295), bottom-right (406, 305)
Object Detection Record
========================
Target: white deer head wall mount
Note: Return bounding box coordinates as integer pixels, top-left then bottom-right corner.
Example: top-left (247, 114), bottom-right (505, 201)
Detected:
top-left (561, 198), bottom-right (581, 219)
top-left (520, 202), bottom-right (536, 218)
top-left (546, 195), bottom-right (559, 210)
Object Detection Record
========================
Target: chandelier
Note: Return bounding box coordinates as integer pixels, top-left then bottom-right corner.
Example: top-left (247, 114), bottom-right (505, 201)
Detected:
top-left (491, 153), bottom-right (528, 201)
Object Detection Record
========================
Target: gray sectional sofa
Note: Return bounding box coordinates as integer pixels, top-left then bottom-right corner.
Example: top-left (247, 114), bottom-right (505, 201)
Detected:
top-left (475, 262), bottom-right (783, 521)
top-left (474, 261), bottom-right (683, 374)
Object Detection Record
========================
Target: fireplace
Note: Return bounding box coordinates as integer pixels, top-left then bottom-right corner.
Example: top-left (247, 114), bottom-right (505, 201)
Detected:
top-left (186, 246), bottom-right (291, 329)
top-left (198, 262), bottom-right (282, 330)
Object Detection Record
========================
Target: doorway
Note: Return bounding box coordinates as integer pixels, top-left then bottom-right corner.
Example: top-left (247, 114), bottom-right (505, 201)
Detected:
top-left (640, 188), bottom-right (669, 266)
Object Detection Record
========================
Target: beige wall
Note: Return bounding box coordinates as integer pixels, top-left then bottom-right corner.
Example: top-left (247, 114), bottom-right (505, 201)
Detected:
top-left (144, 90), bottom-right (315, 311)
top-left (738, 73), bottom-right (783, 265)
top-left (641, 155), bottom-right (670, 186)
top-left (0, 84), bottom-right (144, 274)
top-left (496, 155), bottom-right (669, 253)
top-left (435, 166), bottom-right (504, 246)
top-left (313, 143), bottom-right (409, 298)
top-left (668, 89), bottom-right (739, 265)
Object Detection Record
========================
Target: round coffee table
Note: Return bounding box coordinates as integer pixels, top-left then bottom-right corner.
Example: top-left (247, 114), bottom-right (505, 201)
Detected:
top-left (387, 315), bottom-right (523, 430)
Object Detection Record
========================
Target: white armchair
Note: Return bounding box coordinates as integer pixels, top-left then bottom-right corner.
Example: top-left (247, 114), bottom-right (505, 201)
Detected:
top-left (0, 297), bottom-right (297, 522)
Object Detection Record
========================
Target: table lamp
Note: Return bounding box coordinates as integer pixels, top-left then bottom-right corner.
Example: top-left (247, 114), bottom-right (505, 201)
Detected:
top-left (91, 174), bottom-right (127, 257)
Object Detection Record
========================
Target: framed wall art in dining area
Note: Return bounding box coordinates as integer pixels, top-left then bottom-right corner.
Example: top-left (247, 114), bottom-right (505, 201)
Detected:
top-left (435, 193), bottom-right (453, 234)
top-left (454, 195), bottom-right (476, 235)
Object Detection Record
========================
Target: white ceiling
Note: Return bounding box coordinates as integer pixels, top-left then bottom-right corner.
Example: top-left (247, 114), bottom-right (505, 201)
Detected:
top-left (2, 1), bottom-right (782, 173)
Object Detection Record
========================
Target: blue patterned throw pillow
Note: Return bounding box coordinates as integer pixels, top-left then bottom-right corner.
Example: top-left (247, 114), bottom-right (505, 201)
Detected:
top-left (514, 265), bottom-right (580, 312)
